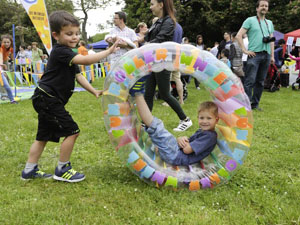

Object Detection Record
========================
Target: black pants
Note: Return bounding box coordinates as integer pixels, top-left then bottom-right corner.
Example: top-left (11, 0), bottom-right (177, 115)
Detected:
top-left (144, 70), bottom-right (186, 120)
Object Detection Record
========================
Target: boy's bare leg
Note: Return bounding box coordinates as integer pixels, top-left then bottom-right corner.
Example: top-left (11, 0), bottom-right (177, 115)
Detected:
top-left (175, 79), bottom-right (184, 105)
top-left (59, 133), bottom-right (80, 162)
top-left (135, 95), bottom-right (154, 127)
top-left (27, 140), bottom-right (47, 163)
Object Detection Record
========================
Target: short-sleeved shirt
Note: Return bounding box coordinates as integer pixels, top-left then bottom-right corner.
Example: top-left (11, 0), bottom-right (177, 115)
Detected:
top-left (108, 26), bottom-right (137, 64)
top-left (173, 129), bottom-right (217, 165)
top-left (78, 46), bottom-right (88, 55)
top-left (32, 48), bottom-right (43, 62)
top-left (38, 43), bottom-right (80, 104)
top-left (242, 16), bottom-right (274, 54)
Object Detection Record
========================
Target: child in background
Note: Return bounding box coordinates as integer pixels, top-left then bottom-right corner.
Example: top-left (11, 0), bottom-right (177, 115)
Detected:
top-left (78, 40), bottom-right (88, 56)
top-left (21, 10), bottom-right (119, 182)
top-left (220, 48), bottom-right (231, 68)
top-left (129, 78), bottom-right (218, 166)
top-left (0, 34), bottom-right (17, 104)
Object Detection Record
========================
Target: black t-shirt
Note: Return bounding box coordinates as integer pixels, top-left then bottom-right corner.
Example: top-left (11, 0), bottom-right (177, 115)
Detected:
top-left (38, 44), bottom-right (80, 104)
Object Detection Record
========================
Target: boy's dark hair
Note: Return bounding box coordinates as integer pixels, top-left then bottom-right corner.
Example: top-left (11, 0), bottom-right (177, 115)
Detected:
top-left (256, 0), bottom-right (269, 8)
top-left (198, 101), bottom-right (218, 117)
top-left (231, 32), bottom-right (238, 38)
top-left (115, 11), bottom-right (127, 24)
top-left (49, 10), bottom-right (80, 34)
top-left (221, 49), bottom-right (230, 58)
top-left (79, 40), bottom-right (85, 46)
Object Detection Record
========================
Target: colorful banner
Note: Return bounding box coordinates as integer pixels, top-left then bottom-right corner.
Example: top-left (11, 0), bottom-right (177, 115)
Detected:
top-left (20, 0), bottom-right (52, 55)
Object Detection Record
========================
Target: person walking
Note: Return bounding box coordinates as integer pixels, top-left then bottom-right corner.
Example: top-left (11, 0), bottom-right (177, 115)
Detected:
top-left (236, 0), bottom-right (274, 111)
top-left (144, 0), bottom-right (192, 132)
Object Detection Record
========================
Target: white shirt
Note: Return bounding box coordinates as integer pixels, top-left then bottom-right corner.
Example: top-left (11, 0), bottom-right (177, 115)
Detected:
top-left (107, 26), bottom-right (137, 65)
top-left (242, 37), bottom-right (249, 62)
top-left (210, 46), bottom-right (218, 57)
top-left (88, 49), bottom-right (96, 55)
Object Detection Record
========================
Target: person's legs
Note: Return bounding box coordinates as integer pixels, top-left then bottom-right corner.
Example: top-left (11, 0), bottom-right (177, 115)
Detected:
top-left (145, 117), bottom-right (180, 164)
top-left (1, 73), bottom-right (15, 102)
top-left (135, 95), bottom-right (154, 127)
top-left (252, 53), bottom-right (271, 108)
top-left (59, 133), bottom-right (80, 162)
top-left (144, 72), bottom-right (157, 112)
top-left (156, 70), bottom-right (187, 120)
top-left (194, 78), bottom-right (200, 89)
top-left (21, 140), bottom-right (52, 179)
top-left (243, 56), bottom-right (260, 102)
top-left (171, 71), bottom-right (184, 104)
top-left (27, 140), bottom-right (47, 163)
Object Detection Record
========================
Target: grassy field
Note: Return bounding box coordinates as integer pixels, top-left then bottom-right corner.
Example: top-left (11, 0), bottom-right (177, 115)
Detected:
top-left (0, 78), bottom-right (300, 225)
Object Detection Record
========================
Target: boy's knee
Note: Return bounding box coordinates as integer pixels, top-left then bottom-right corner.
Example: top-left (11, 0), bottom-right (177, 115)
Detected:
top-left (71, 132), bottom-right (80, 139)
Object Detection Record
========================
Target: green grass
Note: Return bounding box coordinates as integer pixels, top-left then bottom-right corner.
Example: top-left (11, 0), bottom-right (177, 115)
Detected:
top-left (1, 78), bottom-right (300, 225)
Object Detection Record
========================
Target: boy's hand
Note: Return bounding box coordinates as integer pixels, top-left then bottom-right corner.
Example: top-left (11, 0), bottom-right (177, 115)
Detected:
top-left (183, 145), bottom-right (194, 154)
top-left (94, 90), bottom-right (103, 98)
top-left (177, 136), bottom-right (189, 148)
top-left (109, 38), bottom-right (120, 53)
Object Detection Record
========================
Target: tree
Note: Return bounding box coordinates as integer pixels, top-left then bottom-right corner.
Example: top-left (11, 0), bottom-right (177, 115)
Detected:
top-left (73, 0), bottom-right (120, 43)
top-left (123, 0), bottom-right (300, 47)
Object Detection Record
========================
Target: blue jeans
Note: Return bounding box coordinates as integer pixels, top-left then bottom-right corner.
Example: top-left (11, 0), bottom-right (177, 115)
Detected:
top-left (145, 117), bottom-right (180, 164)
top-left (244, 52), bottom-right (270, 108)
top-left (1, 73), bottom-right (14, 101)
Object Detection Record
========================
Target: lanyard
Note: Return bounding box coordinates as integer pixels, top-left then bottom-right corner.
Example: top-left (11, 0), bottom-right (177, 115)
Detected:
top-left (256, 16), bottom-right (271, 37)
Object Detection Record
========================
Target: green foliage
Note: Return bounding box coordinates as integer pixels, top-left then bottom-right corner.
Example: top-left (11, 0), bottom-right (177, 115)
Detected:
top-left (124, 0), bottom-right (300, 47)
top-left (89, 32), bottom-right (109, 43)
top-left (0, 0), bottom-right (74, 52)
top-left (0, 78), bottom-right (300, 224)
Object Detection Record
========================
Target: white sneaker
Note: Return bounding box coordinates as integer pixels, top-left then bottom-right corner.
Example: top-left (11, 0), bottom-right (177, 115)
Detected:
top-left (196, 87), bottom-right (201, 90)
top-left (173, 117), bottom-right (192, 132)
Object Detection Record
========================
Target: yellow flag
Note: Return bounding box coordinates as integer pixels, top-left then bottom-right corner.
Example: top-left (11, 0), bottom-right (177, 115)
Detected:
top-left (21, 0), bottom-right (52, 55)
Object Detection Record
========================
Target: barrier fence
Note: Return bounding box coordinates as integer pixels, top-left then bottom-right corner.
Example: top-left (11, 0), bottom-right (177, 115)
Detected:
top-left (0, 61), bottom-right (110, 89)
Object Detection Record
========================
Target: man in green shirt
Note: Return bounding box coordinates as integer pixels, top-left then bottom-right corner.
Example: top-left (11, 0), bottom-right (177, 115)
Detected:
top-left (236, 0), bottom-right (274, 111)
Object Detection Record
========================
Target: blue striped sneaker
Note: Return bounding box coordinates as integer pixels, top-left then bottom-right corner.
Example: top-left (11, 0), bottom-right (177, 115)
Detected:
top-left (53, 162), bottom-right (85, 183)
top-left (129, 75), bottom-right (149, 97)
top-left (21, 165), bottom-right (52, 180)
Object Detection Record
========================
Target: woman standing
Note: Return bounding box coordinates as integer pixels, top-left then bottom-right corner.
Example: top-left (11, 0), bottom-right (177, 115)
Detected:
top-left (144, 0), bottom-right (192, 132)
top-left (0, 34), bottom-right (17, 103)
top-left (135, 22), bottom-right (148, 47)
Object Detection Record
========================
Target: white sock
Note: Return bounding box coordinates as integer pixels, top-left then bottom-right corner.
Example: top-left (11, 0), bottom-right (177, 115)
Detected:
top-left (58, 161), bottom-right (69, 171)
top-left (24, 162), bottom-right (37, 173)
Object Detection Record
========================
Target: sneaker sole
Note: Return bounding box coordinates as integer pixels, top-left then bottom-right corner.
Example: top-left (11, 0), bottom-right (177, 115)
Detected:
top-left (20, 176), bottom-right (53, 181)
top-left (173, 123), bottom-right (193, 132)
top-left (53, 175), bottom-right (85, 183)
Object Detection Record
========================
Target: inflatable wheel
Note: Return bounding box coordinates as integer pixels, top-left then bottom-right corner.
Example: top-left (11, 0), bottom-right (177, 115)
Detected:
top-left (102, 42), bottom-right (253, 191)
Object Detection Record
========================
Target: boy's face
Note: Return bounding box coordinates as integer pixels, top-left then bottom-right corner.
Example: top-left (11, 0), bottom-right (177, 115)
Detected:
top-left (52, 25), bottom-right (80, 48)
top-left (198, 110), bottom-right (218, 131)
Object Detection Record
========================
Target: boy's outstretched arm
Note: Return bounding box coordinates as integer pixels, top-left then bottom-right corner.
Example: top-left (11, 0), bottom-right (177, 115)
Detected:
top-left (76, 74), bottom-right (103, 98)
top-left (72, 39), bottom-right (120, 65)
top-left (135, 95), bottom-right (153, 127)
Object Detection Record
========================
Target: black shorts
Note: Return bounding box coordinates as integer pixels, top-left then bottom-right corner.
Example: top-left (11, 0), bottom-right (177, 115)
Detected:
top-left (32, 88), bottom-right (80, 143)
